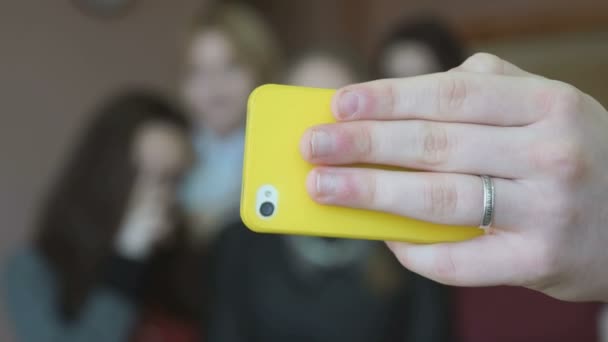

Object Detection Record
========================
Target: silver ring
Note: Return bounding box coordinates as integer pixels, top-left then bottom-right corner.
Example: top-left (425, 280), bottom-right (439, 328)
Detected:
top-left (480, 175), bottom-right (495, 229)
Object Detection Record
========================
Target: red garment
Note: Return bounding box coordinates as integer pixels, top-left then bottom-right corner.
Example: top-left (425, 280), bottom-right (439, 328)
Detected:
top-left (131, 309), bottom-right (201, 342)
top-left (453, 286), bottom-right (601, 342)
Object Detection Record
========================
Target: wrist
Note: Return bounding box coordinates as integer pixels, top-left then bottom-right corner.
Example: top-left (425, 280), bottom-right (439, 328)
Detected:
top-left (115, 235), bottom-right (153, 260)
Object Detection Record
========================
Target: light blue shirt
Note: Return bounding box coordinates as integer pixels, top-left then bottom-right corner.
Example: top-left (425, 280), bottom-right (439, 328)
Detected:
top-left (180, 127), bottom-right (245, 234)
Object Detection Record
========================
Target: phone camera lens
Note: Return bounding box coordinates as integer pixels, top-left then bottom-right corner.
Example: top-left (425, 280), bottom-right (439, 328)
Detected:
top-left (260, 201), bottom-right (275, 217)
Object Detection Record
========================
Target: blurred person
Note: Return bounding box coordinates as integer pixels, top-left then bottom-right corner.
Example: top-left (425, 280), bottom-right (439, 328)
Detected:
top-left (207, 46), bottom-right (450, 342)
top-left (283, 47), bottom-right (364, 89)
top-left (374, 16), bottom-right (466, 79)
top-left (179, 2), bottom-right (281, 243)
top-left (2, 91), bottom-right (205, 342)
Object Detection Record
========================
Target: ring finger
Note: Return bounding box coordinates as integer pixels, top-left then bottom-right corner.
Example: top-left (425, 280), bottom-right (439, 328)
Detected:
top-left (307, 167), bottom-right (531, 229)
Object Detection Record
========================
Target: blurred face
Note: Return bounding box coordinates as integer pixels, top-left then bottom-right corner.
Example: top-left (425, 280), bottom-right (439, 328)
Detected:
top-left (380, 41), bottom-right (440, 78)
top-left (182, 29), bottom-right (256, 136)
top-left (131, 121), bottom-right (191, 211)
top-left (115, 121), bottom-right (191, 252)
top-left (287, 54), bottom-right (356, 89)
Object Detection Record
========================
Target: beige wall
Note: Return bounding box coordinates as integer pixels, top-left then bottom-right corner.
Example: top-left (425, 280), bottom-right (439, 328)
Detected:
top-left (0, 1), bottom-right (204, 340)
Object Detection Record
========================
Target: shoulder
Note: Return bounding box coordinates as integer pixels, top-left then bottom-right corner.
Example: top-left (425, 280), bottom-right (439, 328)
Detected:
top-left (3, 246), bottom-right (55, 292)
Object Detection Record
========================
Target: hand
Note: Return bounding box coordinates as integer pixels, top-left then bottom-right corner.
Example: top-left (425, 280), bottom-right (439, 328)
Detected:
top-left (299, 53), bottom-right (608, 302)
top-left (115, 180), bottom-right (174, 260)
top-left (185, 210), bottom-right (230, 241)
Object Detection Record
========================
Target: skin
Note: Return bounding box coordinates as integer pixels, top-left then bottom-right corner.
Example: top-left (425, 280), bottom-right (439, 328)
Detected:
top-left (299, 53), bottom-right (608, 302)
top-left (286, 54), bottom-right (356, 89)
top-left (114, 122), bottom-right (191, 259)
top-left (182, 29), bottom-right (256, 137)
top-left (380, 41), bottom-right (440, 78)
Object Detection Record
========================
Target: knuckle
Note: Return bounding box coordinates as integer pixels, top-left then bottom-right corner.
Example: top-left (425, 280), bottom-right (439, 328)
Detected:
top-left (418, 122), bottom-right (452, 166)
top-left (464, 52), bottom-right (505, 74)
top-left (359, 172), bottom-right (379, 208)
top-left (530, 140), bottom-right (586, 183)
top-left (438, 74), bottom-right (468, 113)
top-left (537, 81), bottom-right (582, 118)
top-left (352, 124), bottom-right (375, 161)
top-left (368, 173), bottom-right (379, 207)
top-left (377, 82), bottom-right (398, 118)
top-left (423, 180), bottom-right (459, 218)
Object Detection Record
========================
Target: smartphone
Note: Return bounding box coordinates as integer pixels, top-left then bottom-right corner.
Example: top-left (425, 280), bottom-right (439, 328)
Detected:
top-left (240, 84), bottom-right (482, 243)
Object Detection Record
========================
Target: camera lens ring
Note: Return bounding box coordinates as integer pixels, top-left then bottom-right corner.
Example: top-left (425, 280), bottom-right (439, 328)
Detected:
top-left (259, 201), bottom-right (275, 217)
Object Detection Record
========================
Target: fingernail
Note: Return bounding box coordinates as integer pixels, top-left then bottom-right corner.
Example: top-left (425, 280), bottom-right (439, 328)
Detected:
top-left (310, 129), bottom-right (333, 157)
top-left (337, 91), bottom-right (360, 119)
top-left (316, 172), bottom-right (339, 197)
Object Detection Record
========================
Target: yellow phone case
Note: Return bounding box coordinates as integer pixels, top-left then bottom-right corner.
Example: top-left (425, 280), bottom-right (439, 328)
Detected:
top-left (241, 84), bottom-right (482, 243)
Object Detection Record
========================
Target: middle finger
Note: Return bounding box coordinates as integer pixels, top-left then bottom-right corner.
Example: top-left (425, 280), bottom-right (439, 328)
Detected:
top-left (300, 120), bottom-right (532, 179)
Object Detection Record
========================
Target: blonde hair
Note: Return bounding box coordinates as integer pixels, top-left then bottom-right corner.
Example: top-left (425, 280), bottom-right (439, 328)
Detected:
top-left (189, 3), bottom-right (282, 83)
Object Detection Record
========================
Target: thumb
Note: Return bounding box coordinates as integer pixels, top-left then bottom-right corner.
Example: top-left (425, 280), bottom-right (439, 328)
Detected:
top-left (386, 232), bottom-right (531, 287)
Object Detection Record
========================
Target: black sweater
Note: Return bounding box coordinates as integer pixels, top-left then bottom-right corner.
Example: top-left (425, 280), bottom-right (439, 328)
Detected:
top-left (207, 222), bottom-right (452, 342)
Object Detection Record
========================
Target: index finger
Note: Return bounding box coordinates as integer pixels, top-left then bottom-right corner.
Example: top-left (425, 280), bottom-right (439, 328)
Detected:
top-left (332, 72), bottom-right (552, 126)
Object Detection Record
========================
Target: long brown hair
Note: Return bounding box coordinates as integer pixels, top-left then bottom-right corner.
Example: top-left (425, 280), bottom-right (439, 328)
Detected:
top-left (35, 90), bottom-right (202, 321)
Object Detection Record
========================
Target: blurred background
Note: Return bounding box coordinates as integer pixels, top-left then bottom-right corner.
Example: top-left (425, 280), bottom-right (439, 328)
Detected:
top-left (1, 0), bottom-right (608, 341)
